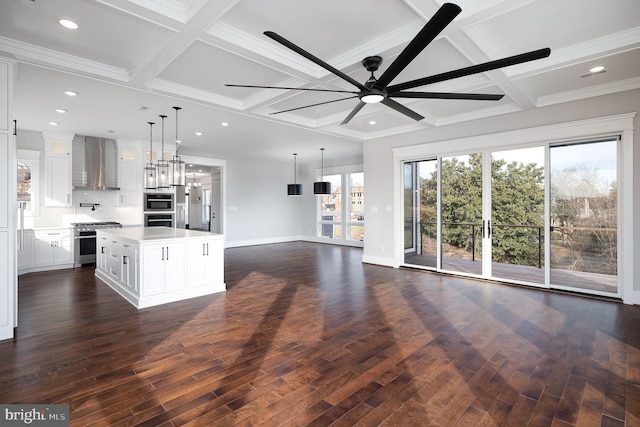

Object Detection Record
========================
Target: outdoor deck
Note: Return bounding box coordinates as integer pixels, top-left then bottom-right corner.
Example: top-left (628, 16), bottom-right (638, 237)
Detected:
top-left (404, 254), bottom-right (618, 295)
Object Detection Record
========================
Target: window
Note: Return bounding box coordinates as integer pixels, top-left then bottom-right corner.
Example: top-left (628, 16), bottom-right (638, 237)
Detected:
top-left (317, 168), bottom-right (364, 243)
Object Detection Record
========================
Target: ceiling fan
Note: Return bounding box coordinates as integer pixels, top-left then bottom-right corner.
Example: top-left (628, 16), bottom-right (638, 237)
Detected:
top-left (226, 3), bottom-right (551, 125)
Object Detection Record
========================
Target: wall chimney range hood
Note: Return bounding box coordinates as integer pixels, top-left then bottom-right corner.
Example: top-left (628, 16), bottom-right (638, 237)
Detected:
top-left (73, 136), bottom-right (120, 190)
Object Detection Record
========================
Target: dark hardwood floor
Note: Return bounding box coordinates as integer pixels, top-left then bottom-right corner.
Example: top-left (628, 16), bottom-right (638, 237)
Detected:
top-left (1, 242), bottom-right (639, 426)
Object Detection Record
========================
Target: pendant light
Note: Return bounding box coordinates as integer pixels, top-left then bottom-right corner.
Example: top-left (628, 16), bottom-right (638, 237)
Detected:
top-left (156, 114), bottom-right (170, 189)
top-left (170, 106), bottom-right (186, 186)
top-left (287, 153), bottom-right (303, 196)
top-left (313, 148), bottom-right (331, 195)
top-left (143, 121), bottom-right (157, 190)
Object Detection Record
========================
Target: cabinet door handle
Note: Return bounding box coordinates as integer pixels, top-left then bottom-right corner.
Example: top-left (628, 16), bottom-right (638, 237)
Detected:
top-left (123, 255), bottom-right (127, 265)
top-left (101, 247), bottom-right (105, 254)
top-left (206, 243), bottom-right (209, 256)
top-left (202, 243), bottom-right (205, 256)
top-left (162, 247), bottom-right (165, 261)
top-left (166, 246), bottom-right (169, 260)
top-left (67, 194), bottom-right (70, 203)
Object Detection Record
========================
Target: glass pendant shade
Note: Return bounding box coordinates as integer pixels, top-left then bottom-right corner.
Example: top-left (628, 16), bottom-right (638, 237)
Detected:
top-left (171, 155), bottom-right (186, 187)
top-left (287, 153), bottom-right (303, 196)
top-left (144, 121), bottom-right (157, 190)
top-left (156, 114), bottom-right (170, 189)
top-left (170, 106), bottom-right (186, 186)
top-left (313, 148), bottom-right (331, 195)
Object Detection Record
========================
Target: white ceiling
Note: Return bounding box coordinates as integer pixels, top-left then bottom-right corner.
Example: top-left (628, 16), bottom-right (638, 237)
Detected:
top-left (1, 0), bottom-right (639, 162)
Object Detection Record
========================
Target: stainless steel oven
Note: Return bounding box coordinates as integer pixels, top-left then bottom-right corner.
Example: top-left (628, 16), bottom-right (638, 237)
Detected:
top-left (144, 193), bottom-right (174, 211)
top-left (73, 222), bottom-right (122, 266)
top-left (144, 213), bottom-right (174, 228)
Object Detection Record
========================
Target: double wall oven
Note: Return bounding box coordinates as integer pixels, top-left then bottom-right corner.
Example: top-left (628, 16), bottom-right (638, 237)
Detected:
top-left (73, 221), bottom-right (122, 266)
top-left (144, 193), bottom-right (175, 227)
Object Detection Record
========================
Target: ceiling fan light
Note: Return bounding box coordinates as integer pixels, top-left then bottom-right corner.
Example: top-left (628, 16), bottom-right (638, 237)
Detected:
top-left (361, 93), bottom-right (384, 103)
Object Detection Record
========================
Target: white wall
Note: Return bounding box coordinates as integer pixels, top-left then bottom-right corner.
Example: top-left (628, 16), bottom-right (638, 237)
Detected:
top-left (224, 155), bottom-right (304, 247)
top-left (363, 89), bottom-right (640, 301)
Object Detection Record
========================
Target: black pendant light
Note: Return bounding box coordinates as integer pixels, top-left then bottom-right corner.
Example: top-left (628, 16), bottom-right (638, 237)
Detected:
top-left (143, 121), bottom-right (157, 190)
top-left (313, 148), bottom-right (331, 195)
top-left (170, 106), bottom-right (186, 187)
top-left (287, 153), bottom-right (303, 196)
top-left (156, 114), bottom-right (170, 189)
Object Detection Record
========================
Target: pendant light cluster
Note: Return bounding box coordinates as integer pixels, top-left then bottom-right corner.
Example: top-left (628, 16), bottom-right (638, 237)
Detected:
top-left (286, 148), bottom-right (332, 196)
top-left (143, 107), bottom-right (187, 190)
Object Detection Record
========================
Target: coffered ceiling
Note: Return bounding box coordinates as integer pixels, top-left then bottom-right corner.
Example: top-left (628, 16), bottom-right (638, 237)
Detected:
top-left (1, 0), bottom-right (639, 161)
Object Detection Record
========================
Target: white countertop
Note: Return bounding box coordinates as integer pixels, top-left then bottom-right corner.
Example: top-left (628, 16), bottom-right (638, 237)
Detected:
top-left (97, 226), bottom-right (223, 243)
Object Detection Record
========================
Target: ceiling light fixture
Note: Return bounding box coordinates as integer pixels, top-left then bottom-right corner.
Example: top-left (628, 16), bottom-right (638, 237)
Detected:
top-left (58, 18), bottom-right (79, 30)
top-left (144, 121), bottom-right (157, 190)
top-left (55, 109), bottom-right (67, 114)
top-left (589, 65), bottom-right (605, 73)
top-left (369, 120), bottom-right (376, 125)
top-left (287, 153), bottom-right (303, 196)
top-left (49, 122), bottom-right (59, 126)
top-left (359, 91), bottom-right (385, 103)
top-left (156, 115), bottom-right (170, 189)
top-left (195, 132), bottom-right (202, 136)
top-left (313, 148), bottom-right (331, 195)
top-left (64, 90), bottom-right (77, 97)
top-left (221, 122), bottom-right (229, 127)
top-left (170, 106), bottom-right (186, 187)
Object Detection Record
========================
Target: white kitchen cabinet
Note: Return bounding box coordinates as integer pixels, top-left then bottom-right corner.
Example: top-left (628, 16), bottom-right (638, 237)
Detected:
top-left (141, 241), bottom-right (185, 296)
top-left (33, 228), bottom-right (72, 267)
top-left (17, 229), bottom-right (33, 273)
top-left (43, 133), bottom-right (73, 207)
top-left (97, 235), bottom-right (108, 271)
top-left (186, 238), bottom-right (223, 288)
top-left (95, 227), bottom-right (224, 308)
top-left (116, 141), bottom-right (141, 206)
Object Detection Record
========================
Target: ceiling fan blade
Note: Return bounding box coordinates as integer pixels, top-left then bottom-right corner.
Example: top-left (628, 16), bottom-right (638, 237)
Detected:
top-left (225, 84), bottom-right (357, 94)
top-left (387, 48), bottom-right (551, 92)
top-left (340, 102), bottom-right (366, 125)
top-left (374, 3), bottom-right (462, 90)
top-left (264, 31), bottom-right (367, 91)
top-left (381, 98), bottom-right (424, 121)
top-left (389, 91), bottom-right (504, 101)
top-left (270, 95), bottom-right (358, 115)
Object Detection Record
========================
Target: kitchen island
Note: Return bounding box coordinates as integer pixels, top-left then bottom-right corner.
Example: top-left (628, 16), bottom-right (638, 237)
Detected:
top-left (95, 227), bottom-right (225, 308)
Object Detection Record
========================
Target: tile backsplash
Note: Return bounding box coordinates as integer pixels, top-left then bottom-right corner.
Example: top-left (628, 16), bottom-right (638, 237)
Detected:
top-left (27, 190), bottom-right (142, 228)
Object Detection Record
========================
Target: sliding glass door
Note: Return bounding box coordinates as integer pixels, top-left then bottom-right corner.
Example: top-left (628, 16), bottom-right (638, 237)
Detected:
top-left (402, 138), bottom-right (619, 297)
top-left (549, 139), bottom-right (618, 295)
top-left (440, 154), bottom-right (483, 275)
top-left (490, 147), bottom-right (545, 285)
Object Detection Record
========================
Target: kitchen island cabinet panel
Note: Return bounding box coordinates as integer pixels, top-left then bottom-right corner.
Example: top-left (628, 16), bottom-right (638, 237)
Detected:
top-left (96, 227), bottom-right (224, 308)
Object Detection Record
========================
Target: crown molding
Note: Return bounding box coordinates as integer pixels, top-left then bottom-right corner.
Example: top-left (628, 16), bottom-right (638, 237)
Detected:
top-left (537, 77), bottom-right (640, 107)
top-left (0, 37), bottom-right (129, 81)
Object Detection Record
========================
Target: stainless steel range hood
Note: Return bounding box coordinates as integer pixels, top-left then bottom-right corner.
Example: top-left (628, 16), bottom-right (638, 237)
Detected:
top-left (73, 136), bottom-right (120, 190)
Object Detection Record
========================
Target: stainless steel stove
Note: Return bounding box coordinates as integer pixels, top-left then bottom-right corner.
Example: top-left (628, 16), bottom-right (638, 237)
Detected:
top-left (72, 221), bottom-right (122, 266)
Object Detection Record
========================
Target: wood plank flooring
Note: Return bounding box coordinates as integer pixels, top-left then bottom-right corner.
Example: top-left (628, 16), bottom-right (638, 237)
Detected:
top-left (1, 241), bottom-right (639, 426)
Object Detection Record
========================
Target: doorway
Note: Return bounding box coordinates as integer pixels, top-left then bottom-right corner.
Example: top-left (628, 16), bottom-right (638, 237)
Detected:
top-left (179, 160), bottom-right (224, 234)
top-left (402, 139), bottom-right (619, 297)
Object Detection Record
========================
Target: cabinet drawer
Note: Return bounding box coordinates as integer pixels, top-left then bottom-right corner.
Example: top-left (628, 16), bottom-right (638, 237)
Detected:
top-left (107, 252), bottom-right (121, 281)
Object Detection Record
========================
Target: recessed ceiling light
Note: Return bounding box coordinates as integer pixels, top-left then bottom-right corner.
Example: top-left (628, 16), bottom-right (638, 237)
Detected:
top-left (58, 18), bottom-right (79, 30)
top-left (195, 132), bottom-right (202, 136)
top-left (221, 122), bottom-right (229, 127)
top-left (369, 120), bottom-right (377, 125)
top-left (55, 109), bottom-right (67, 114)
top-left (49, 122), bottom-right (59, 126)
top-left (64, 90), bottom-right (77, 96)
top-left (589, 65), bottom-right (605, 73)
